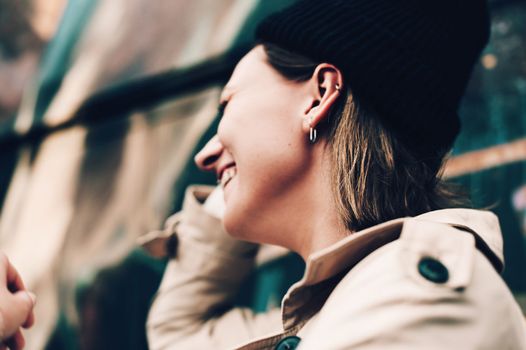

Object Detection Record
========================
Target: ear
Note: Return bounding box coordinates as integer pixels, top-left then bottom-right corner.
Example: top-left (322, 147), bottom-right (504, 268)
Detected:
top-left (302, 64), bottom-right (344, 134)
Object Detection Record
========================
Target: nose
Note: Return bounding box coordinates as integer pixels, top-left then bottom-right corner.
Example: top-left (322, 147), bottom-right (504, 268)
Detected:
top-left (194, 134), bottom-right (224, 171)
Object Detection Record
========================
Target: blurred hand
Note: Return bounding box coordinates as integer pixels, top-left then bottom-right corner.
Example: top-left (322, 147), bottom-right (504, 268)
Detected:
top-left (203, 185), bottom-right (225, 219)
top-left (0, 253), bottom-right (35, 350)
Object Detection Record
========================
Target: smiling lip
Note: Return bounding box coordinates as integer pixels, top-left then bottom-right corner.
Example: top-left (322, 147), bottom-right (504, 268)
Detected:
top-left (217, 162), bottom-right (236, 183)
top-left (221, 168), bottom-right (236, 189)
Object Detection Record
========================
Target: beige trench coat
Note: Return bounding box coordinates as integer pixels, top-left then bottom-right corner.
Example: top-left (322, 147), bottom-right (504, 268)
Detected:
top-left (145, 186), bottom-right (526, 349)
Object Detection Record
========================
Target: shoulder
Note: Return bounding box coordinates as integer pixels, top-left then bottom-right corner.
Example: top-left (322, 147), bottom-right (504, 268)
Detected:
top-left (299, 219), bottom-right (526, 349)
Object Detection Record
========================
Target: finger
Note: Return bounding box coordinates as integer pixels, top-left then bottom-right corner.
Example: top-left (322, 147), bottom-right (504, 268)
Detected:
top-left (21, 292), bottom-right (36, 329)
top-left (4, 329), bottom-right (24, 350)
top-left (4, 257), bottom-right (25, 293)
top-left (21, 307), bottom-right (35, 329)
top-left (2, 291), bottom-right (34, 337)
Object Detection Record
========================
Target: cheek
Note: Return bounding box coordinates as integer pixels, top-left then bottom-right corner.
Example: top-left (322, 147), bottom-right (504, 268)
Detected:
top-left (222, 108), bottom-right (305, 190)
top-left (222, 125), bottom-right (308, 239)
top-left (221, 128), bottom-right (293, 199)
top-left (223, 150), bottom-right (307, 243)
top-left (217, 90), bottom-right (308, 237)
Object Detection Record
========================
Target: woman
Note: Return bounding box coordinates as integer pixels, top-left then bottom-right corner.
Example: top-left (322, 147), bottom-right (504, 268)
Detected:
top-left (146, 0), bottom-right (526, 349)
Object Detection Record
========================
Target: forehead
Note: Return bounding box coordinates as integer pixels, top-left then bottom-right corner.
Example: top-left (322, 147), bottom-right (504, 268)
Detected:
top-left (222, 46), bottom-right (281, 97)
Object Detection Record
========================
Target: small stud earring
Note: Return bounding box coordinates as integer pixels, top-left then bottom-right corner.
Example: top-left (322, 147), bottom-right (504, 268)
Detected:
top-left (335, 84), bottom-right (341, 92)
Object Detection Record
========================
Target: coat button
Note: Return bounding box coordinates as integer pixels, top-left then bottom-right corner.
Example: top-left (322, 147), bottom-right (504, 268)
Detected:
top-left (274, 336), bottom-right (301, 350)
top-left (418, 257), bottom-right (449, 284)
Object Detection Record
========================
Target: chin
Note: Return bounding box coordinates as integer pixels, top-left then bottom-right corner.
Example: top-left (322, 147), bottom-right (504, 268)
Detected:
top-left (223, 209), bottom-right (246, 239)
top-left (222, 206), bottom-right (262, 244)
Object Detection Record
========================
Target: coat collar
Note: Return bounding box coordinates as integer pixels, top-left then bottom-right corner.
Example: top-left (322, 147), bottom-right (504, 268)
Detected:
top-left (281, 208), bottom-right (504, 330)
top-left (301, 208), bottom-right (503, 287)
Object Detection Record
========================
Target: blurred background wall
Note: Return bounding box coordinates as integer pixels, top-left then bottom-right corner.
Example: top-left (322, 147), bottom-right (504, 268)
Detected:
top-left (0, 0), bottom-right (524, 349)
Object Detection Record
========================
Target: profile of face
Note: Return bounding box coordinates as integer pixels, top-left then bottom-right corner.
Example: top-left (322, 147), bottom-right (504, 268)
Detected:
top-left (195, 45), bottom-right (343, 250)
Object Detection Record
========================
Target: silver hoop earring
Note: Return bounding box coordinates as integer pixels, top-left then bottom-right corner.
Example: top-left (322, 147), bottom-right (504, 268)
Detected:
top-left (309, 127), bottom-right (317, 143)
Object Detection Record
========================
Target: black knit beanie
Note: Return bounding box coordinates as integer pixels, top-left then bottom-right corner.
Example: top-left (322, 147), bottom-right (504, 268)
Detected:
top-left (256, 0), bottom-right (490, 169)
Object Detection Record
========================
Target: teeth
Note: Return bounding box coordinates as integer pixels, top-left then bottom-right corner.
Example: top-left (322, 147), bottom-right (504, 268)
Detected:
top-left (220, 167), bottom-right (237, 188)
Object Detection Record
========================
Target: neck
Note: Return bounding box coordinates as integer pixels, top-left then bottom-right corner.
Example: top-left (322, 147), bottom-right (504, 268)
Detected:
top-left (274, 142), bottom-right (350, 260)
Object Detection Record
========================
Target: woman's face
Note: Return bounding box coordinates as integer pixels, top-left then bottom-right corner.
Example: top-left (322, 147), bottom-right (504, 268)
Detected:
top-left (196, 46), bottom-right (313, 243)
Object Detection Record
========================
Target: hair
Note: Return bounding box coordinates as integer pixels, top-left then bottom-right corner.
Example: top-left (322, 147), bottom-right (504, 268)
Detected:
top-left (262, 42), bottom-right (468, 232)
